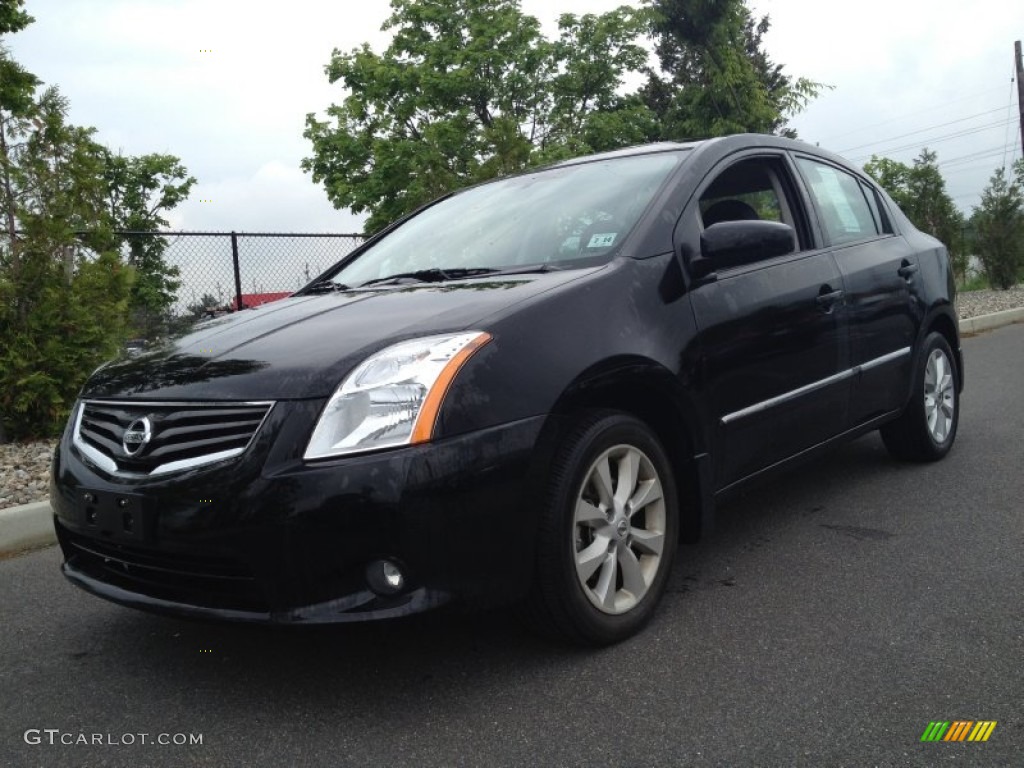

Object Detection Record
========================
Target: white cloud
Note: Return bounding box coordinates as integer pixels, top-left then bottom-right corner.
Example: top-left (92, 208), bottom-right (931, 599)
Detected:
top-left (168, 160), bottom-right (364, 232)
top-left (753, 0), bottom-right (1023, 209)
top-left (8, 0), bottom-right (1022, 227)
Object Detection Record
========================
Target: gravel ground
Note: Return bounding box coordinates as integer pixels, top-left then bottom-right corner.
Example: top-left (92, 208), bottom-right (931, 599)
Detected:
top-left (0, 440), bottom-right (54, 508)
top-left (957, 284), bottom-right (1024, 319)
top-left (0, 285), bottom-right (1020, 510)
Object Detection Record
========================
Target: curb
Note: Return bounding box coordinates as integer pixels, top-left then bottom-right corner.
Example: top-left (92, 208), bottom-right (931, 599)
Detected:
top-left (0, 500), bottom-right (55, 557)
top-left (0, 306), bottom-right (1022, 559)
top-left (959, 306), bottom-right (1024, 335)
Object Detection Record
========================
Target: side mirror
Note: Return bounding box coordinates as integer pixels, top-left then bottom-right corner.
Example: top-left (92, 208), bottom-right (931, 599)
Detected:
top-left (697, 220), bottom-right (796, 273)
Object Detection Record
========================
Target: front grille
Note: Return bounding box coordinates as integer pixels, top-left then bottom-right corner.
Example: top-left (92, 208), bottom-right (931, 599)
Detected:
top-left (74, 400), bottom-right (273, 476)
top-left (62, 529), bottom-right (268, 612)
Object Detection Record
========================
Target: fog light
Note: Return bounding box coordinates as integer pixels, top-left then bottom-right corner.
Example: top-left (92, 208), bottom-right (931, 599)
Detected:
top-left (366, 559), bottom-right (405, 595)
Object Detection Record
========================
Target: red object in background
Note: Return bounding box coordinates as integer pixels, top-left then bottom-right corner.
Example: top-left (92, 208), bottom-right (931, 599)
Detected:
top-left (232, 292), bottom-right (291, 310)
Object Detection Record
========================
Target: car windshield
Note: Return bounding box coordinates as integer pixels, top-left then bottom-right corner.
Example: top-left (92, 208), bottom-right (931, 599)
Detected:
top-left (324, 151), bottom-right (686, 287)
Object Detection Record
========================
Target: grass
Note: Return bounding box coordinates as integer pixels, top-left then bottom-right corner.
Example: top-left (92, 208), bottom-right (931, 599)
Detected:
top-left (959, 273), bottom-right (991, 292)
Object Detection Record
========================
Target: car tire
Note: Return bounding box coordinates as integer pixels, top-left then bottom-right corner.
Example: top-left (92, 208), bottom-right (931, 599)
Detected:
top-left (880, 332), bottom-right (959, 462)
top-left (527, 411), bottom-right (678, 645)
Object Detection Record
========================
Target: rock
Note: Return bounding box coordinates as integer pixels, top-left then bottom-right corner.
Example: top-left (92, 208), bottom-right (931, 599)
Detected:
top-left (958, 284), bottom-right (1024, 319)
top-left (1, 439), bottom-right (56, 509)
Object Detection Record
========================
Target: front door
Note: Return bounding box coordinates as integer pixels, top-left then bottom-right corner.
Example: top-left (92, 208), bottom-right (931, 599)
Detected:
top-left (680, 153), bottom-right (850, 489)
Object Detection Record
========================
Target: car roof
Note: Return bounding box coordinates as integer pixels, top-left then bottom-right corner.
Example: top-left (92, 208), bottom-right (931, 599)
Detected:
top-left (549, 141), bottom-right (701, 166)
top-left (549, 134), bottom-right (858, 176)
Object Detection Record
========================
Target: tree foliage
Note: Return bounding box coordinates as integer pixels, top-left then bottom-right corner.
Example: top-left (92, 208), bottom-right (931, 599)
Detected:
top-left (104, 152), bottom-right (195, 337)
top-left (0, 0), bottom-right (31, 33)
top-left (303, 0), bottom-right (656, 234)
top-left (864, 149), bottom-right (966, 282)
top-left (0, 2), bottom-right (36, 120)
top-left (641, 0), bottom-right (824, 139)
top-left (186, 292), bottom-right (221, 318)
top-left (0, 3), bottom-right (193, 439)
top-left (972, 165), bottom-right (1024, 290)
top-left (305, 0), bottom-right (824, 233)
top-left (1, 87), bottom-right (131, 438)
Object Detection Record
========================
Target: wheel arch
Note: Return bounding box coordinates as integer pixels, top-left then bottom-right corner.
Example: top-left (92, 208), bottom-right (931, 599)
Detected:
top-left (531, 356), bottom-right (714, 543)
top-left (919, 304), bottom-right (964, 392)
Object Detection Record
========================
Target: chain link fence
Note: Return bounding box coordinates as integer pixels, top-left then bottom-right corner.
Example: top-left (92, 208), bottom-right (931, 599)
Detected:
top-left (4, 230), bottom-right (365, 316)
top-left (119, 231), bottom-right (365, 313)
top-left (3, 229), bottom-right (365, 338)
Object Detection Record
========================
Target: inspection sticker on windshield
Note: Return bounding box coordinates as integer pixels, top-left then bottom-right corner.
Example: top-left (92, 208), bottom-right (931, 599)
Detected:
top-left (587, 233), bottom-right (617, 248)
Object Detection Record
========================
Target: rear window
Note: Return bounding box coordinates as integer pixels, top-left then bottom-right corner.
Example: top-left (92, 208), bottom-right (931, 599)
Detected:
top-left (796, 158), bottom-right (881, 246)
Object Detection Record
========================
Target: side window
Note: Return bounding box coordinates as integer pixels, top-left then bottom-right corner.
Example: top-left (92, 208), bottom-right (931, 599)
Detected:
top-left (795, 157), bottom-right (881, 246)
top-left (859, 180), bottom-right (893, 235)
top-left (697, 156), bottom-right (807, 253)
top-left (701, 187), bottom-right (782, 224)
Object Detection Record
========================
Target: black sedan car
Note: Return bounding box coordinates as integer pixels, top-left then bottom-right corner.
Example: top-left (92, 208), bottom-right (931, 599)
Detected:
top-left (51, 135), bottom-right (962, 645)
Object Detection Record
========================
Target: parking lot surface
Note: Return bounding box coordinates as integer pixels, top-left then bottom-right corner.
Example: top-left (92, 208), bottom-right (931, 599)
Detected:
top-left (1, 323), bottom-right (1021, 767)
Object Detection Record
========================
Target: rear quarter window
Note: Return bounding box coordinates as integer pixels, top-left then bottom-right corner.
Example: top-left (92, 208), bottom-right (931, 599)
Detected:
top-left (796, 157), bottom-right (881, 246)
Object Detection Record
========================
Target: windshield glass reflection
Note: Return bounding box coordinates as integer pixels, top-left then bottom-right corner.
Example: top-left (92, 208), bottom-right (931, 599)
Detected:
top-left (331, 152), bottom-right (686, 286)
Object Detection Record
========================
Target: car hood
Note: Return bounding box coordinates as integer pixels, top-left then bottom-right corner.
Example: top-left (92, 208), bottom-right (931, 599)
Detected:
top-left (83, 272), bottom-right (592, 401)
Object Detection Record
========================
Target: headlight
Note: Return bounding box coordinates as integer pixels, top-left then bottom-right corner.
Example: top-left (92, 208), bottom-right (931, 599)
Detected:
top-left (304, 332), bottom-right (491, 459)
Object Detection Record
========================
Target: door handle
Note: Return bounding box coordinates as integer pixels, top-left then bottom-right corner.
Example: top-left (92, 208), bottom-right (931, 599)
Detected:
top-left (898, 262), bottom-right (919, 279)
top-left (816, 288), bottom-right (844, 309)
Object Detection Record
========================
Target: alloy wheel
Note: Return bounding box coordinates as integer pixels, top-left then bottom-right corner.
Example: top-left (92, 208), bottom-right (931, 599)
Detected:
top-left (924, 348), bottom-right (955, 444)
top-left (573, 444), bottom-right (666, 615)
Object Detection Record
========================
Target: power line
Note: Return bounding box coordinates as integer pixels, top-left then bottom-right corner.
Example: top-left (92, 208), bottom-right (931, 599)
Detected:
top-left (838, 107), bottom-right (1008, 154)
top-left (814, 84), bottom-right (1009, 143)
top-left (936, 145), bottom-right (1008, 169)
top-left (850, 119), bottom-right (1016, 163)
top-left (943, 161), bottom-right (1005, 177)
top-left (943, 149), bottom-right (1005, 167)
top-left (940, 147), bottom-right (1021, 188)
top-left (860, 145), bottom-right (1004, 175)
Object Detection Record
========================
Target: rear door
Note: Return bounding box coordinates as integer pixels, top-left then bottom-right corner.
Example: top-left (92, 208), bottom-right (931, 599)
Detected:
top-left (793, 156), bottom-right (920, 425)
top-left (679, 152), bottom-right (850, 489)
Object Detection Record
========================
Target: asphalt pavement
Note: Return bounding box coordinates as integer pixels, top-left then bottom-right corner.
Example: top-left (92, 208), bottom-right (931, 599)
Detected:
top-left (1, 322), bottom-right (1022, 767)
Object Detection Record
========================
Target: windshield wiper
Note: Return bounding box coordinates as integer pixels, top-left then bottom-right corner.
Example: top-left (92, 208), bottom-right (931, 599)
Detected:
top-left (303, 278), bottom-right (351, 294)
top-left (485, 264), bottom-right (561, 277)
top-left (359, 264), bottom-right (561, 288)
top-left (359, 267), bottom-right (500, 287)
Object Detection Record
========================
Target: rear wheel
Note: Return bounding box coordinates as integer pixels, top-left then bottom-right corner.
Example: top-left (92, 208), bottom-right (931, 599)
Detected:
top-left (527, 412), bottom-right (678, 645)
top-left (880, 332), bottom-right (959, 461)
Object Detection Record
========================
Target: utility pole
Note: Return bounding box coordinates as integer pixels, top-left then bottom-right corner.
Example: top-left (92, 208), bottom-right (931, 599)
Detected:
top-left (1016, 41), bottom-right (1024, 159)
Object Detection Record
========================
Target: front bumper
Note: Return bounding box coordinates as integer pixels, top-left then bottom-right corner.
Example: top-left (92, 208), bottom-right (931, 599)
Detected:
top-left (51, 402), bottom-right (546, 623)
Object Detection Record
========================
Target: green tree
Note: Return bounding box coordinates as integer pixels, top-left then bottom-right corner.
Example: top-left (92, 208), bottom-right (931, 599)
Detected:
top-left (103, 152), bottom-right (196, 337)
top-left (0, 1), bottom-right (39, 443)
top-left (860, 155), bottom-right (913, 210)
top-left (1, 1), bottom-right (196, 439)
top-left (303, 0), bottom-right (654, 234)
top-left (1, 0), bottom-right (39, 263)
top-left (0, 0), bottom-right (30, 32)
top-left (972, 166), bottom-right (1024, 290)
top-left (0, 87), bottom-right (131, 438)
top-left (185, 292), bottom-right (221, 317)
top-left (640, 0), bottom-right (823, 139)
top-left (864, 149), bottom-right (966, 282)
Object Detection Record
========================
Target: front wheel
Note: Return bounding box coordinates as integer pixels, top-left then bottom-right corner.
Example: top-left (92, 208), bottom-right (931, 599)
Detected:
top-left (527, 412), bottom-right (678, 645)
top-left (880, 332), bottom-right (960, 461)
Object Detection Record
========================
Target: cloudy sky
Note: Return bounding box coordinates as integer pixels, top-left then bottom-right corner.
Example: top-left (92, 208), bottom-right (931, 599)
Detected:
top-left (7, 0), bottom-right (1023, 233)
